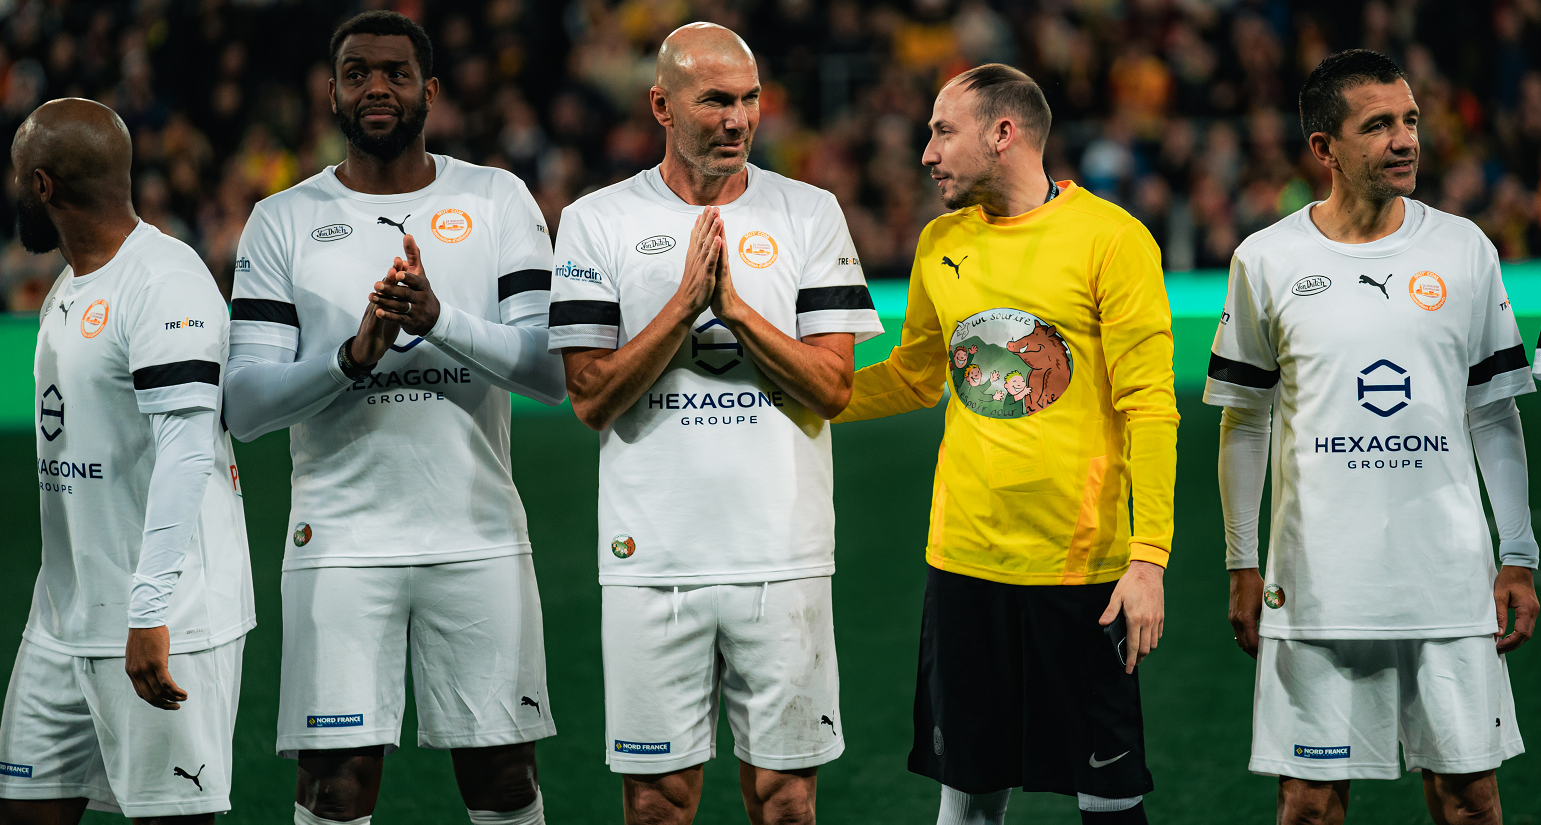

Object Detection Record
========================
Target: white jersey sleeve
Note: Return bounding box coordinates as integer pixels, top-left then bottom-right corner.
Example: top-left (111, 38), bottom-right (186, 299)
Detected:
top-left (1465, 241), bottom-right (1533, 409)
top-left (1203, 254), bottom-right (1279, 409)
top-left (230, 202), bottom-right (300, 352)
top-left (496, 178), bottom-right (555, 326)
top-left (547, 208), bottom-right (621, 350)
top-left (126, 265), bottom-right (227, 414)
top-left (128, 408), bottom-right (218, 628)
top-left (793, 195), bottom-right (884, 342)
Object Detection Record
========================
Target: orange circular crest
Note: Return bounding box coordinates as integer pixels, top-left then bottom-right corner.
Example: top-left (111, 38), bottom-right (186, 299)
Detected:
top-left (80, 299), bottom-right (109, 338)
top-left (1408, 271), bottom-right (1446, 311)
top-left (431, 208), bottom-right (472, 243)
top-left (738, 231), bottom-right (778, 268)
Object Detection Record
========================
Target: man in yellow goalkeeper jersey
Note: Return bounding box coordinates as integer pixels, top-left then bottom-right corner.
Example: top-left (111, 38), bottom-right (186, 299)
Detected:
top-left (836, 64), bottom-right (1178, 825)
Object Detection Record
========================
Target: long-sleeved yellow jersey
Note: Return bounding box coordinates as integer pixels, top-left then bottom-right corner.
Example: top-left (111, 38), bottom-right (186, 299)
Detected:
top-left (836, 182), bottom-right (1178, 585)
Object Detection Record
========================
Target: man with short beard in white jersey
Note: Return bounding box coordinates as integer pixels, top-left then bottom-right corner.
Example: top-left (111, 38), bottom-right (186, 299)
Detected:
top-left (548, 23), bottom-right (882, 825)
top-left (0, 99), bottom-right (254, 825)
top-left (1211, 50), bottom-right (1538, 825)
top-left (223, 11), bottom-right (564, 825)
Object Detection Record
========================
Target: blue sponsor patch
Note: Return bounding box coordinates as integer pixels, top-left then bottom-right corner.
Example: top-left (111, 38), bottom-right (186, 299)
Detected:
top-left (307, 714), bottom-right (364, 729)
top-left (0, 761), bottom-right (33, 778)
top-left (614, 740), bottom-right (670, 755)
top-left (1294, 744), bottom-right (1350, 759)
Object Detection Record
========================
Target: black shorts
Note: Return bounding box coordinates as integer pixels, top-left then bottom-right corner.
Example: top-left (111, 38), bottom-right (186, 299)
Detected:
top-left (908, 566), bottom-right (1153, 798)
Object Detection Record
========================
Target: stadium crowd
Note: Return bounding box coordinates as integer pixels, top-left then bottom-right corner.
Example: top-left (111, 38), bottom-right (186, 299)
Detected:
top-left (1, 0), bottom-right (1539, 308)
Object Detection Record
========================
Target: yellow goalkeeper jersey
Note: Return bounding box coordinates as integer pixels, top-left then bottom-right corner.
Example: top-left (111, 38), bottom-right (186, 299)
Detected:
top-left (836, 182), bottom-right (1178, 585)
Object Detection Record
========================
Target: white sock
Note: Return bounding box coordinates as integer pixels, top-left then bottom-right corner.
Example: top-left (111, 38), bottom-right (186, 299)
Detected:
top-left (1077, 793), bottom-right (1142, 812)
top-left (938, 785), bottom-right (1010, 825)
top-left (470, 789), bottom-right (544, 825)
top-left (294, 802), bottom-right (371, 825)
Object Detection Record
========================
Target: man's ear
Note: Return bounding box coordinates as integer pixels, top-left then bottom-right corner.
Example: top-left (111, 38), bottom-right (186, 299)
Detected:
top-left (329, 77), bottom-right (338, 115)
top-left (990, 118), bottom-right (1016, 155)
top-left (33, 168), bottom-right (54, 205)
top-left (1307, 131), bottom-right (1340, 172)
top-left (650, 87), bottom-right (671, 128)
top-left (424, 77), bottom-right (440, 107)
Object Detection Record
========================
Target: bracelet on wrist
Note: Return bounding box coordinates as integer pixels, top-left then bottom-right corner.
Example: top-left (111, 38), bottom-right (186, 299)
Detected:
top-left (337, 337), bottom-right (375, 380)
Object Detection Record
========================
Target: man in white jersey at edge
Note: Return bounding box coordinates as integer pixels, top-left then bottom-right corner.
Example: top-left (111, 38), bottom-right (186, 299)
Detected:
top-left (0, 99), bottom-right (254, 825)
top-left (223, 12), bottom-right (564, 825)
top-left (1209, 50), bottom-right (1538, 825)
top-left (548, 23), bottom-right (882, 825)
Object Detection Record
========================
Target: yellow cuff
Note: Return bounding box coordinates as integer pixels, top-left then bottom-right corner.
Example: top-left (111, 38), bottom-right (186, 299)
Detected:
top-left (1128, 542), bottom-right (1170, 568)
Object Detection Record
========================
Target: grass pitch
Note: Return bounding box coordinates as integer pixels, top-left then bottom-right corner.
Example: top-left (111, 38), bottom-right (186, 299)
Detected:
top-left (1, 395), bottom-right (1538, 823)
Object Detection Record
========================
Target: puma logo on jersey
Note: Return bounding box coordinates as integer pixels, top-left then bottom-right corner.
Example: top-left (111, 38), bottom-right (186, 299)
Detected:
top-left (173, 764), bottom-right (204, 791)
top-left (820, 715), bottom-right (837, 735)
top-left (378, 214), bottom-right (411, 234)
top-left (942, 255), bottom-right (968, 278)
top-left (521, 696), bottom-right (541, 715)
top-left (1359, 274), bottom-right (1392, 298)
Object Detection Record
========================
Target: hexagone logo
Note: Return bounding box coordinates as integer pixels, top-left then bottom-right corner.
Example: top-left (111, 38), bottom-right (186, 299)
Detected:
top-left (1357, 359), bottom-right (1410, 417)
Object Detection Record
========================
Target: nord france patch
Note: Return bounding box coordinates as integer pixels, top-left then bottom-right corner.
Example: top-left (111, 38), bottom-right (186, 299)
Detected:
top-left (614, 740), bottom-right (670, 755)
top-left (0, 761), bottom-right (32, 778)
top-left (1294, 744), bottom-right (1350, 759)
top-left (307, 714), bottom-right (364, 728)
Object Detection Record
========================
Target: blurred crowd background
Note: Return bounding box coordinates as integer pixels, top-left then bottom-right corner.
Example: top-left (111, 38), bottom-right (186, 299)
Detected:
top-left (0, 0), bottom-right (1538, 310)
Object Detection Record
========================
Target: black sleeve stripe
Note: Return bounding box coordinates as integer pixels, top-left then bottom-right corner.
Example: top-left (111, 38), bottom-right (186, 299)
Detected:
top-left (1468, 344), bottom-right (1529, 386)
top-left (231, 298), bottom-right (299, 327)
top-left (796, 285), bottom-right (874, 313)
top-left (549, 299), bottom-right (621, 327)
top-left (133, 360), bottom-right (222, 390)
top-left (498, 269), bottom-right (552, 301)
top-left (1207, 352), bottom-right (1279, 389)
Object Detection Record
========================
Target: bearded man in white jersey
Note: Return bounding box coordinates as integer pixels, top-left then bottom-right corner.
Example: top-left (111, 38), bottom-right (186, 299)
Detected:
top-left (0, 100), bottom-right (255, 825)
top-left (547, 23), bottom-right (882, 825)
top-left (223, 11), bottom-right (565, 825)
top-left (1209, 50), bottom-right (1538, 825)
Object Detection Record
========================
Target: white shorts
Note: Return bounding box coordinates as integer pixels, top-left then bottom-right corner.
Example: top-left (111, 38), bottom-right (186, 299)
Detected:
top-left (601, 577), bottom-right (844, 775)
top-left (0, 636), bottom-right (244, 818)
top-left (277, 554), bottom-right (554, 757)
top-left (1251, 635), bottom-right (1523, 781)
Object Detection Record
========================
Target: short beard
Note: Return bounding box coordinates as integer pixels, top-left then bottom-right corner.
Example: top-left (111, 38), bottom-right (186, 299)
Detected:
top-left (334, 88), bottom-right (429, 161)
top-left (678, 124), bottom-right (752, 178)
top-left (1359, 156), bottom-right (1418, 202)
top-left (15, 190), bottom-right (60, 254)
top-left (942, 139), bottom-right (1005, 211)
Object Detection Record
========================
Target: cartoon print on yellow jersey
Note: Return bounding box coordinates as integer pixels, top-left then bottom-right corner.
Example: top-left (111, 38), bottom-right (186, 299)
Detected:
top-left (948, 308), bottom-right (1073, 419)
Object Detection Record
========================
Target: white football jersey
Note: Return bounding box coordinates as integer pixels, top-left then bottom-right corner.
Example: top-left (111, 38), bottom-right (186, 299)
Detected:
top-left (30, 221), bottom-right (255, 656)
top-left (548, 165), bottom-right (884, 586)
top-left (231, 156), bottom-right (553, 570)
top-left (1205, 199), bottom-right (1533, 639)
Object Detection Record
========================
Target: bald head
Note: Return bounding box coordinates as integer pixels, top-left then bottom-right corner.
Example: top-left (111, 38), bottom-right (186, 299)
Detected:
top-left (655, 23), bottom-right (755, 94)
top-left (12, 98), bottom-right (133, 208)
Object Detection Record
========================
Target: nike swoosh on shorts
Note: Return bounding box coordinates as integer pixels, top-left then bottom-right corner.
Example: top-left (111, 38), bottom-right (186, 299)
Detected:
top-left (1088, 751), bottom-right (1129, 768)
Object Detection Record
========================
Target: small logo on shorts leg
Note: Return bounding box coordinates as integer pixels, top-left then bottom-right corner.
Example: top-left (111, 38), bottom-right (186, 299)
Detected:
top-left (1264, 584), bottom-right (1286, 609)
top-left (521, 696), bottom-right (542, 715)
top-left (614, 740), bottom-right (670, 755)
top-left (932, 726), bottom-right (944, 756)
top-left (611, 534), bottom-right (636, 559)
top-left (820, 715), bottom-right (837, 735)
top-left (1294, 744), bottom-right (1350, 759)
top-left (1089, 751), bottom-right (1129, 768)
top-left (173, 764), bottom-right (204, 791)
top-left (0, 762), bottom-right (33, 778)
top-left (307, 714), bottom-right (364, 728)
top-left (293, 523), bottom-right (312, 547)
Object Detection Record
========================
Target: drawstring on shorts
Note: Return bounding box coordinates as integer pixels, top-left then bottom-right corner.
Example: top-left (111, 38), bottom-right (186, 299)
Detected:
top-left (755, 581), bottom-right (769, 622)
top-left (672, 586), bottom-right (683, 626)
